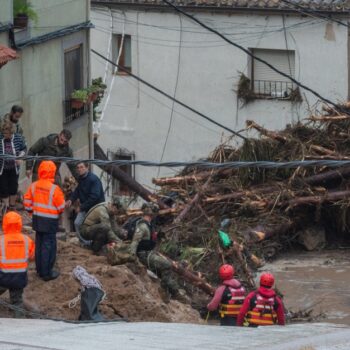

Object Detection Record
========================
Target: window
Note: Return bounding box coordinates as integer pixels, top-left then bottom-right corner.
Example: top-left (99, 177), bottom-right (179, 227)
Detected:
top-left (112, 34), bottom-right (132, 74)
top-left (64, 45), bottom-right (83, 98)
top-left (64, 45), bottom-right (87, 123)
top-left (251, 49), bottom-right (295, 98)
top-left (108, 149), bottom-right (135, 196)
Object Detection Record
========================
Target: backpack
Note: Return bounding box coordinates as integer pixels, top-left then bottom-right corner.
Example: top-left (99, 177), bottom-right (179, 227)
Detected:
top-left (123, 217), bottom-right (156, 251)
top-left (123, 216), bottom-right (145, 241)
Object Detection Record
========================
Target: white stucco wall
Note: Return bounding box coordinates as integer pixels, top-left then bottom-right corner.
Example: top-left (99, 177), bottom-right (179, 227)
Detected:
top-left (0, 0), bottom-right (12, 23)
top-left (91, 7), bottom-right (348, 188)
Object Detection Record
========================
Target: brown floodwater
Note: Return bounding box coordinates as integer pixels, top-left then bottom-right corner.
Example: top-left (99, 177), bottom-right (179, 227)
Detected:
top-left (262, 249), bottom-right (350, 325)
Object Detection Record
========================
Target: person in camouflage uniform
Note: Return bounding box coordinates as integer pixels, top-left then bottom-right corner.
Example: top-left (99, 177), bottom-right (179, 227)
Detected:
top-left (130, 204), bottom-right (187, 301)
top-left (25, 129), bottom-right (77, 184)
top-left (80, 199), bottom-right (126, 253)
top-left (1, 105), bottom-right (24, 136)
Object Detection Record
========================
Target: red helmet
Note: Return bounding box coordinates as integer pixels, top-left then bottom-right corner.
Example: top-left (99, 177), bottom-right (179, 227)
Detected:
top-left (260, 273), bottom-right (275, 288)
top-left (219, 264), bottom-right (234, 280)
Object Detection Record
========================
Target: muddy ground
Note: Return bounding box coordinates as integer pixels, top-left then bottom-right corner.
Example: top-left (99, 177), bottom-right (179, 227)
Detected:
top-left (0, 235), bottom-right (202, 323)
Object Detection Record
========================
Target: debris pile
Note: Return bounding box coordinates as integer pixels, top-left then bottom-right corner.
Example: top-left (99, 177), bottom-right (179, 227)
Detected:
top-left (152, 102), bottom-right (350, 288)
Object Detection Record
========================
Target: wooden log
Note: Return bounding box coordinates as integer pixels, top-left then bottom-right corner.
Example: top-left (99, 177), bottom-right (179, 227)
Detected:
top-left (94, 141), bottom-right (167, 209)
top-left (174, 176), bottom-right (212, 223)
top-left (247, 222), bottom-right (295, 243)
top-left (152, 169), bottom-right (232, 186)
top-left (303, 167), bottom-right (350, 186)
top-left (246, 120), bottom-right (287, 143)
top-left (285, 190), bottom-right (350, 209)
top-left (308, 115), bottom-right (350, 122)
top-left (117, 207), bottom-right (181, 221)
top-left (158, 253), bottom-right (215, 295)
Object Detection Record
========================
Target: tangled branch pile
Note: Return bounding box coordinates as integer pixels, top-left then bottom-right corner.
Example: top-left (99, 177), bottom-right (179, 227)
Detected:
top-left (152, 102), bottom-right (350, 288)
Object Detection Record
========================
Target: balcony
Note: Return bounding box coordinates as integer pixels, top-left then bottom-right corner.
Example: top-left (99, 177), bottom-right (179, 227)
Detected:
top-left (63, 99), bottom-right (90, 124)
top-left (252, 80), bottom-right (296, 99)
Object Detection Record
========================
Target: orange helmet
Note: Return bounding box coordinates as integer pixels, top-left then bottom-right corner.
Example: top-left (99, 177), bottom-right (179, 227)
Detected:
top-left (260, 272), bottom-right (275, 288)
top-left (219, 264), bottom-right (234, 280)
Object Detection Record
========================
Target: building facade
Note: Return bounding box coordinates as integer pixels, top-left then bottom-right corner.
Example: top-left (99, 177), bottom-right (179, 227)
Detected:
top-left (91, 0), bottom-right (350, 190)
top-left (0, 0), bottom-right (93, 185)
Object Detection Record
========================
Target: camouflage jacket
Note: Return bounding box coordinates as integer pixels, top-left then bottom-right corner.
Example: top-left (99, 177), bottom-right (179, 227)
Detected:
top-left (129, 221), bottom-right (151, 255)
top-left (81, 202), bottom-right (125, 241)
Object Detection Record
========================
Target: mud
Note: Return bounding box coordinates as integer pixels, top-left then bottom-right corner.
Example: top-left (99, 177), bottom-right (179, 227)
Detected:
top-left (0, 237), bottom-right (202, 323)
top-left (262, 249), bottom-right (350, 325)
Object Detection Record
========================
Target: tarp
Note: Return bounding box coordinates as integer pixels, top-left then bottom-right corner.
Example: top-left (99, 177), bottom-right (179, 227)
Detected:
top-left (0, 44), bottom-right (18, 68)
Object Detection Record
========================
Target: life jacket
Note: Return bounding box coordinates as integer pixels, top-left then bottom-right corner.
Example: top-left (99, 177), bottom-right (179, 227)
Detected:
top-left (219, 285), bottom-right (246, 318)
top-left (245, 291), bottom-right (278, 326)
top-left (123, 217), bottom-right (157, 252)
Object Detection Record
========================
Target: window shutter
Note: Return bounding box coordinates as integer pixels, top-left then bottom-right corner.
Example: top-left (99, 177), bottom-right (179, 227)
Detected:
top-left (253, 49), bottom-right (295, 82)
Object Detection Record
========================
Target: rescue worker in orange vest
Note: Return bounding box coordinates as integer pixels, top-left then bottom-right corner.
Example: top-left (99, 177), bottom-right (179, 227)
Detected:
top-left (0, 211), bottom-right (35, 317)
top-left (237, 272), bottom-right (285, 327)
top-left (24, 161), bottom-right (65, 281)
top-left (207, 264), bottom-right (246, 326)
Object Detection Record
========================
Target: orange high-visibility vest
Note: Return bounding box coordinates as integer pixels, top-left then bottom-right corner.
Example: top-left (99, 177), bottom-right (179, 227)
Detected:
top-left (24, 180), bottom-right (65, 219)
top-left (0, 234), bottom-right (33, 273)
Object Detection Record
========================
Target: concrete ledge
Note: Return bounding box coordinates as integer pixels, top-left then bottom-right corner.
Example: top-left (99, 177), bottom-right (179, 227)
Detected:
top-left (0, 320), bottom-right (349, 350)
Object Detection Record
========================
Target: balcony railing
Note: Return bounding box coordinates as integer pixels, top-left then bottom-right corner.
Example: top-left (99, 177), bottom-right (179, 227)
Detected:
top-left (63, 99), bottom-right (90, 124)
top-left (253, 80), bottom-right (295, 99)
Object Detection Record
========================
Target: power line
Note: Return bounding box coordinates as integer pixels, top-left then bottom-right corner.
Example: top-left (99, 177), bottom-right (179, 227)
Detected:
top-left (279, 0), bottom-right (349, 28)
top-left (160, 0), bottom-right (347, 112)
top-left (7, 154), bottom-right (350, 169)
top-left (91, 49), bottom-right (246, 140)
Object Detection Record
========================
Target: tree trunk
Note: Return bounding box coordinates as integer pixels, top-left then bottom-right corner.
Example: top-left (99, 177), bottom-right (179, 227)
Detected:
top-left (174, 176), bottom-right (212, 223)
top-left (246, 120), bottom-right (287, 143)
top-left (158, 253), bottom-right (215, 295)
top-left (308, 115), bottom-right (350, 122)
top-left (94, 141), bottom-right (167, 209)
top-left (303, 167), bottom-right (350, 186)
top-left (152, 169), bottom-right (232, 186)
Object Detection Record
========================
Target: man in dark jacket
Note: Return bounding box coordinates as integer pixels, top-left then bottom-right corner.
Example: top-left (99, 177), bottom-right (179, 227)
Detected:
top-left (25, 129), bottom-right (76, 184)
top-left (66, 162), bottom-right (105, 241)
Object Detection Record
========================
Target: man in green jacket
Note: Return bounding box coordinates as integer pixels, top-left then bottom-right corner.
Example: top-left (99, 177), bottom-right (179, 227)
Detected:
top-left (26, 129), bottom-right (77, 183)
top-left (80, 199), bottom-right (126, 253)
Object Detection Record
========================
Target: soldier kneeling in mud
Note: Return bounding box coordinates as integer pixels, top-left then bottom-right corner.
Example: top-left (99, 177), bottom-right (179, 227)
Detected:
top-left (108, 203), bottom-right (189, 303)
top-left (79, 198), bottom-right (126, 253)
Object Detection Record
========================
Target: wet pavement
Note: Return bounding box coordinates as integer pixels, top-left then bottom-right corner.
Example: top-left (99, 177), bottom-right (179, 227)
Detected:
top-left (262, 249), bottom-right (350, 325)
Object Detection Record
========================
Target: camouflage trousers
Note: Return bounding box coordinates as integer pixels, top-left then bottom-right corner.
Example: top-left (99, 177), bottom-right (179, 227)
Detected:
top-left (80, 223), bottom-right (120, 253)
top-left (0, 286), bottom-right (24, 318)
top-left (138, 250), bottom-right (180, 296)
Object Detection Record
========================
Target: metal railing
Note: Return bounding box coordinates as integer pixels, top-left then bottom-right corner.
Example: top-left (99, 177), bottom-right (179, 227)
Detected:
top-left (63, 99), bottom-right (90, 124)
top-left (253, 80), bottom-right (295, 99)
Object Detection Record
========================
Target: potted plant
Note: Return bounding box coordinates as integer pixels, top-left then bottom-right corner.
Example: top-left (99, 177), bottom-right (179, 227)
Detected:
top-left (92, 77), bottom-right (107, 98)
top-left (87, 85), bottom-right (100, 103)
top-left (13, 0), bottom-right (38, 29)
top-left (71, 89), bottom-right (89, 109)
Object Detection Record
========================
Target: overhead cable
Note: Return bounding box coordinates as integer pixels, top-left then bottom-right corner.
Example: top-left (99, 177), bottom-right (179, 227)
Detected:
top-left (279, 0), bottom-right (349, 28)
top-left (7, 154), bottom-right (350, 169)
top-left (91, 49), bottom-right (247, 139)
top-left (160, 0), bottom-right (346, 112)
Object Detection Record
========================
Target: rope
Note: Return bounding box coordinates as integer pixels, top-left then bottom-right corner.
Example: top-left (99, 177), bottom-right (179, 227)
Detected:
top-left (72, 265), bottom-right (106, 297)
